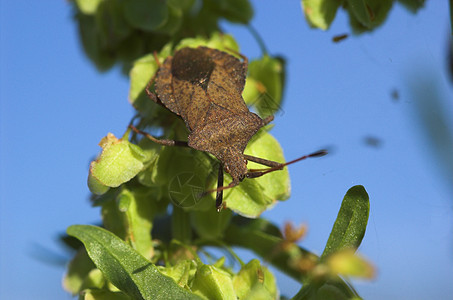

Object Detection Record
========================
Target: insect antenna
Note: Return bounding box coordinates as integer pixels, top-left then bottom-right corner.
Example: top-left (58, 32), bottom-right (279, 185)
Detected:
top-left (246, 149), bottom-right (328, 179)
top-left (201, 149), bottom-right (328, 209)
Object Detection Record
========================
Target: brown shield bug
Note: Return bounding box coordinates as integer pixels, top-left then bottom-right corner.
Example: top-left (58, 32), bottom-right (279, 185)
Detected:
top-left (130, 46), bottom-right (326, 211)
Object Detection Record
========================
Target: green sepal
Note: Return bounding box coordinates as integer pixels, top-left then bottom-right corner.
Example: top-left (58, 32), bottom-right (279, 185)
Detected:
top-left (89, 133), bottom-right (149, 188)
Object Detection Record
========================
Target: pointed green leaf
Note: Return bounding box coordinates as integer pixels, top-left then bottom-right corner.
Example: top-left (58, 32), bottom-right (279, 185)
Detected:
top-left (67, 225), bottom-right (201, 300)
top-left (301, 0), bottom-right (342, 30)
top-left (321, 185), bottom-right (369, 259)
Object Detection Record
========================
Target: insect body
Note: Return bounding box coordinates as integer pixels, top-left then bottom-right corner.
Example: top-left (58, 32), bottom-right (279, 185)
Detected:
top-left (131, 46), bottom-right (325, 211)
top-left (155, 47), bottom-right (272, 184)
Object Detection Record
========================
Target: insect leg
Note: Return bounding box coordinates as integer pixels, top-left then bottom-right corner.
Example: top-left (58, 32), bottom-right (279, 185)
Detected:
top-left (244, 154), bottom-right (281, 168)
top-left (129, 125), bottom-right (189, 147)
top-left (215, 165), bottom-right (224, 212)
top-left (262, 115), bottom-right (274, 125)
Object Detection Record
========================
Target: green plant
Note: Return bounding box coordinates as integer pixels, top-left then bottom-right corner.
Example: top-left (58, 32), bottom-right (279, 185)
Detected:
top-left (61, 0), bottom-right (431, 298)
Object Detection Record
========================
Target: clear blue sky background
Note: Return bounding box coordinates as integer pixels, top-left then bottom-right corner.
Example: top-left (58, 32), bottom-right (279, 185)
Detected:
top-left (1, 1), bottom-right (452, 299)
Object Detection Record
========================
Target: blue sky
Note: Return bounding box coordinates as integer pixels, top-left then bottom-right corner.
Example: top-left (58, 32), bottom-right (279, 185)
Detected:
top-left (1, 1), bottom-right (452, 299)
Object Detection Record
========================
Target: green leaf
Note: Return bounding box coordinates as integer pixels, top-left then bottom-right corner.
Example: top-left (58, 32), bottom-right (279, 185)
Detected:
top-left (172, 206), bottom-right (193, 243)
top-left (191, 264), bottom-right (236, 300)
top-left (191, 208), bottom-right (232, 240)
top-left (347, 0), bottom-right (372, 27)
top-left (79, 268), bottom-right (106, 291)
top-left (326, 249), bottom-right (375, 279)
top-left (346, 0), bottom-right (393, 31)
top-left (292, 280), bottom-right (360, 300)
top-left (321, 185), bottom-right (369, 259)
top-left (154, 4), bottom-right (183, 35)
top-left (100, 186), bottom-right (168, 259)
top-left (123, 0), bottom-right (169, 31)
top-left (63, 248), bottom-right (96, 294)
top-left (158, 260), bottom-right (196, 288)
top-left (232, 259), bottom-right (277, 300)
top-left (67, 225), bottom-right (201, 300)
top-left (88, 172), bottom-right (110, 196)
top-left (90, 133), bottom-right (148, 188)
top-left (128, 44), bottom-right (173, 117)
top-left (80, 289), bottom-right (130, 300)
top-left (216, 0), bottom-right (254, 24)
top-left (397, 0), bottom-right (426, 13)
top-left (76, 13), bottom-right (116, 71)
top-left (244, 56), bottom-right (286, 118)
top-left (301, 0), bottom-right (342, 30)
top-left (224, 216), bottom-right (316, 282)
top-left (121, 188), bottom-right (157, 259)
top-left (154, 146), bottom-right (216, 211)
top-left (95, 0), bottom-right (131, 49)
top-left (75, 0), bottom-right (103, 15)
top-left (247, 130), bottom-right (290, 200)
top-left (175, 33), bottom-right (240, 55)
top-left (225, 130), bottom-right (289, 217)
top-left (224, 178), bottom-right (270, 218)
